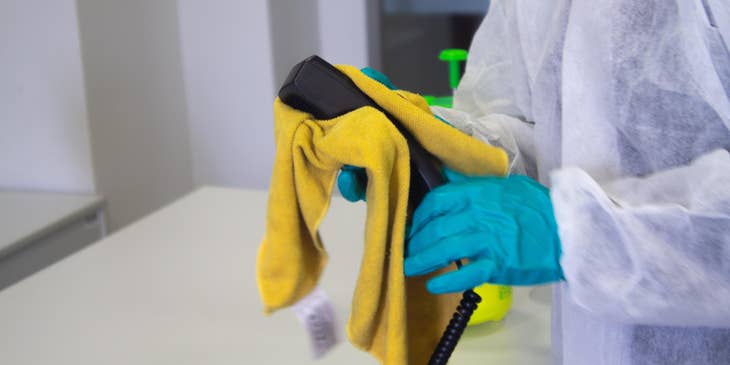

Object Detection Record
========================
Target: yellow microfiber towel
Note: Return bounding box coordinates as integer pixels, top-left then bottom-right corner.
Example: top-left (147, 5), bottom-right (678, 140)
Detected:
top-left (257, 65), bottom-right (508, 364)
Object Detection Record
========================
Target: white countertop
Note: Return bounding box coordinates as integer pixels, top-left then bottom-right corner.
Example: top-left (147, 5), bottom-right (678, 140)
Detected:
top-left (0, 187), bottom-right (550, 364)
top-left (0, 191), bottom-right (104, 257)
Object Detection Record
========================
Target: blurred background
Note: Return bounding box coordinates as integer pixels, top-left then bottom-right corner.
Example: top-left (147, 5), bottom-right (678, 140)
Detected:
top-left (1, 0), bottom-right (489, 233)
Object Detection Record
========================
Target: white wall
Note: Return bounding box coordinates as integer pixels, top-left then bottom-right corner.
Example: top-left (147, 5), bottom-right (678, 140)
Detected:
top-left (268, 0), bottom-right (321, 91)
top-left (177, 0), bottom-right (369, 189)
top-left (0, 0), bottom-right (94, 193)
top-left (77, 0), bottom-right (195, 230)
top-left (317, 0), bottom-right (369, 68)
top-left (177, 0), bottom-right (276, 189)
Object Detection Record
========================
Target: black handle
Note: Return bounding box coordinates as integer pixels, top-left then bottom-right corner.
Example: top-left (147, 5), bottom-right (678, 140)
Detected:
top-left (278, 56), bottom-right (480, 365)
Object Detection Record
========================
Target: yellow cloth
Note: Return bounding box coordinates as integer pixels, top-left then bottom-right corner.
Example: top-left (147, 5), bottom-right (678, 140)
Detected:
top-left (257, 65), bottom-right (508, 364)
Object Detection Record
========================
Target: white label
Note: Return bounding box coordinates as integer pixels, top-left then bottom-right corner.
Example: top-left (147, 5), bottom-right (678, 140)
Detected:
top-left (292, 287), bottom-right (339, 358)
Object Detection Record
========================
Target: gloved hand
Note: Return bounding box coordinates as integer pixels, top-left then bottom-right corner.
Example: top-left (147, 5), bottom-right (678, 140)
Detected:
top-left (404, 169), bottom-right (563, 294)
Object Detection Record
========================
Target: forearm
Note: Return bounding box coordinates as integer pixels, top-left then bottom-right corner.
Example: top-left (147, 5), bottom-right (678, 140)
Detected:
top-left (551, 149), bottom-right (730, 327)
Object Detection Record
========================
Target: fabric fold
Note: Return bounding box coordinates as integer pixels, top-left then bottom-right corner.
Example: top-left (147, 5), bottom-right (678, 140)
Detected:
top-left (257, 65), bottom-right (508, 364)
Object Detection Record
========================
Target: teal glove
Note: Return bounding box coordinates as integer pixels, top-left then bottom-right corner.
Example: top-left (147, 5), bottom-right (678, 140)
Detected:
top-left (404, 169), bottom-right (563, 294)
top-left (338, 165), bottom-right (368, 202)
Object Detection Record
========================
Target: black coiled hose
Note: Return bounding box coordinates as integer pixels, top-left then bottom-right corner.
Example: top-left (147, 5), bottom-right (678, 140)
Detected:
top-left (428, 260), bottom-right (482, 365)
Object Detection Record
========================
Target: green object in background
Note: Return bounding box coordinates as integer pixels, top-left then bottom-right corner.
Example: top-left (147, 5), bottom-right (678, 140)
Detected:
top-left (438, 48), bottom-right (469, 89)
top-left (423, 49), bottom-right (515, 327)
top-left (423, 48), bottom-right (469, 108)
top-left (423, 95), bottom-right (453, 108)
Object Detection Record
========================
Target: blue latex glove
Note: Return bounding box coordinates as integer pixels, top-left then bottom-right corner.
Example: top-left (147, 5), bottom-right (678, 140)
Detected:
top-left (404, 169), bottom-right (563, 294)
top-left (337, 67), bottom-right (451, 202)
top-left (338, 165), bottom-right (368, 202)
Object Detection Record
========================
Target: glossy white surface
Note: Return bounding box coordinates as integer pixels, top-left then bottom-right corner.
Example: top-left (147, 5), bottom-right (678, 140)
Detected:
top-left (0, 187), bottom-right (550, 364)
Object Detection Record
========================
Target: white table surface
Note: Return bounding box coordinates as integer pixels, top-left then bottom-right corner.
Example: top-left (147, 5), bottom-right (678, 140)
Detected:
top-left (0, 191), bottom-right (104, 257)
top-left (0, 187), bottom-right (550, 364)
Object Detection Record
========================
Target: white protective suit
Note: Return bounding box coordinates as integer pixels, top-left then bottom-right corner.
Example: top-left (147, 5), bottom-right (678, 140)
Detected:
top-left (435, 0), bottom-right (730, 364)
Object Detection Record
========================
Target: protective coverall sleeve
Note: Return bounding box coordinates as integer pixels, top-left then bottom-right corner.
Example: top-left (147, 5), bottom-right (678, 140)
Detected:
top-left (551, 149), bottom-right (730, 327)
top-left (448, 0), bottom-right (550, 177)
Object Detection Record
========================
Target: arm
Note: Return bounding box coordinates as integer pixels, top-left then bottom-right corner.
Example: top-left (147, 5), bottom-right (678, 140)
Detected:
top-left (451, 0), bottom-right (571, 178)
top-left (552, 149), bottom-right (730, 327)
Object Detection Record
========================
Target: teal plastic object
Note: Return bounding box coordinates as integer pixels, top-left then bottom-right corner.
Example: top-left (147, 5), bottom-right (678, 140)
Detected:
top-left (404, 169), bottom-right (564, 293)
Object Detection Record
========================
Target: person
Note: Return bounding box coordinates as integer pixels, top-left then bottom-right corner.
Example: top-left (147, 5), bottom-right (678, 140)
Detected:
top-left (339, 0), bottom-right (730, 363)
